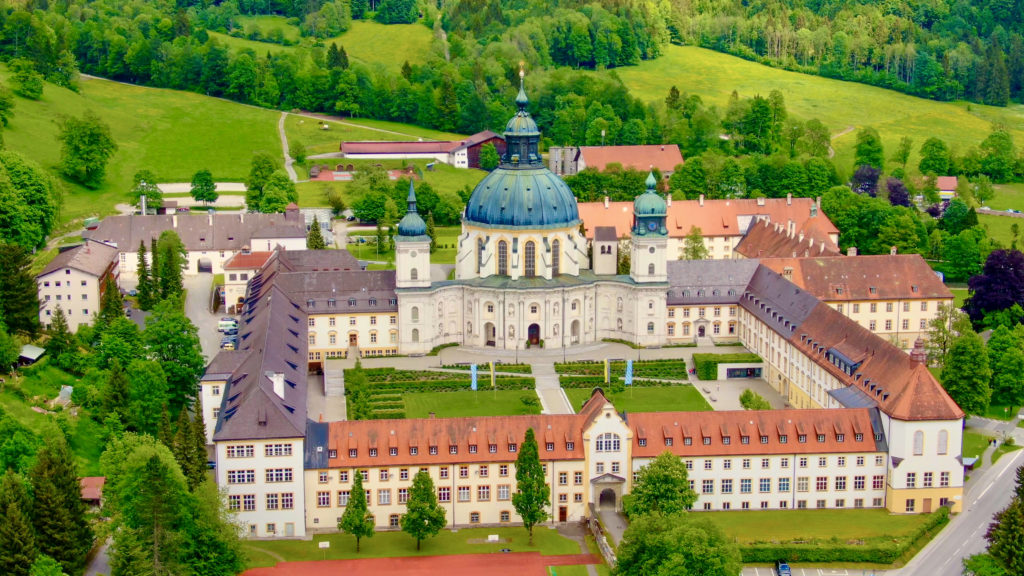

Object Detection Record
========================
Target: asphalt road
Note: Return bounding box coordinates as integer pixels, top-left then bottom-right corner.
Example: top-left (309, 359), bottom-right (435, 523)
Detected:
top-left (183, 275), bottom-right (223, 361)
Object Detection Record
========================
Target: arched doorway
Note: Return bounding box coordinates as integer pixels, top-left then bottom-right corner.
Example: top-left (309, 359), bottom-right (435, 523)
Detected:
top-left (599, 489), bottom-right (616, 510)
top-left (571, 320), bottom-right (580, 344)
top-left (528, 323), bottom-right (540, 345)
top-left (348, 333), bottom-right (358, 346)
top-left (484, 322), bottom-right (496, 347)
top-left (698, 325), bottom-right (706, 337)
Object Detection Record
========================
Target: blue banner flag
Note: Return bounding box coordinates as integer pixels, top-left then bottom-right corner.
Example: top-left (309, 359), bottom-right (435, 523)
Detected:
top-left (471, 364), bottom-right (478, 391)
top-left (625, 359), bottom-right (633, 386)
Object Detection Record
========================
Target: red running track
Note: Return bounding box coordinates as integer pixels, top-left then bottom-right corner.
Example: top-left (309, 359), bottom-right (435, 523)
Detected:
top-left (242, 552), bottom-right (599, 576)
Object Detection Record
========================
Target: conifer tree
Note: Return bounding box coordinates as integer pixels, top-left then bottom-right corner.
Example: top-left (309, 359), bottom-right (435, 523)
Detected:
top-left (307, 216), bottom-right (327, 249)
top-left (0, 501), bottom-right (37, 576)
top-left (400, 470), bottom-right (445, 550)
top-left (44, 305), bottom-right (74, 362)
top-left (173, 408), bottom-right (206, 491)
top-left (136, 240), bottom-right (155, 310)
top-left (149, 237), bottom-right (160, 299)
top-left (99, 275), bottom-right (124, 326)
top-left (102, 359), bottom-right (130, 424)
top-left (339, 472), bottom-right (374, 551)
top-left (157, 410), bottom-right (174, 449)
top-left (513, 428), bottom-right (549, 545)
top-left (426, 212), bottom-right (437, 253)
top-left (29, 435), bottom-right (92, 574)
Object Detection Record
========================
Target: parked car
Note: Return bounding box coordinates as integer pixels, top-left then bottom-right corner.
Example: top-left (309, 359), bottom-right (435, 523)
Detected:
top-left (221, 341), bottom-right (235, 351)
top-left (218, 319), bottom-right (238, 332)
top-left (223, 328), bottom-right (238, 336)
top-left (775, 560), bottom-right (791, 576)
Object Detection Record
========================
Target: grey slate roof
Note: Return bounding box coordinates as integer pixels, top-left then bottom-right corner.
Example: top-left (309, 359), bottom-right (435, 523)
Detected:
top-left (38, 240), bottom-right (119, 278)
top-left (279, 270), bottom-right (398, 314)
top-left (665, 259), bottom-right (759, 306)
top-left (594, 226), bottom-right (618, 242)
top-left (85, 212), bottom-right (305, 252)
top-left (739, 265), bottom-right (821, 338)
top-left (277, 249), bottom-right (359, 272)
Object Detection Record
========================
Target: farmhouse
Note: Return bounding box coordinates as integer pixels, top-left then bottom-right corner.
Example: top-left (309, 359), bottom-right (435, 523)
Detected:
top-left (549, 144), bottom-right (684, 176)
top-left (339, 131), bottom-right (505, 169)
top-left (937, 176), bottom-right (958, 201)
top-left (36, 239), bottom-right (120, 331)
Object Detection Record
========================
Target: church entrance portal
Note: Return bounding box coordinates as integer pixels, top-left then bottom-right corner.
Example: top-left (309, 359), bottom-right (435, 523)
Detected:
top-left (698, 325), bottom-right (706, 337)
top-left (599, 489), bottom-right (616, 510)
top-left (484, 322), bottom-right (496, 347)
top-left (528, 323), bottom-right (540, 345)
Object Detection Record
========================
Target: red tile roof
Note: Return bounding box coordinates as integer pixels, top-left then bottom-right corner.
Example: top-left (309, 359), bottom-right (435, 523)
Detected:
top-left (758, 254), bottom-right (952, 301)
top-left (936, 176), bottom-right (958, 191)
top-left (628, 408), bottom-right (881, 457)
top-left (80, 476), bottom-right (105, 501)
top-left (578, 197), bottom-right (838, 240)
top-left (224, 251), bottom-right (275, 270)
top-left (735, 219), bottom-right (840, 258)
top-left (577, 145), bottom-right (684, 173)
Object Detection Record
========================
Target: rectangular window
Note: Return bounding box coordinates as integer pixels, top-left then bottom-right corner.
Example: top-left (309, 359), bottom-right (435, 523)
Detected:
top-left (458, 487), bottom-right (471, 502)
top-left (854, 476), bottom-right (865, 490)
top-left (226, 445), bottom-right (255, 458)
top-left (740, 479), bottom-right (752, 494)
top-left (907, 473), bottom-right (916, 488)
top-left (835, 476), bottom-right (847, 490)
top-left (440, 467), bottom-right (448, 479)
top-left (338, 491), bottom-right (350, 506)
top-left (319, 471), bottom-right (329, 484)
top-left (759, 478), bottom-right (771, 493)
top-left (923, 472), bottom-right (933, 488)
top-left (479, 465), bottom-right (488, 478)
top-left (941, 472), bottom-right (950, 487)
top-left (498, 485), bottom-right (510, 501)
top-left (460, 466), bottom-right (469, 479)
top-left (705, 460), bottom-right (712, 470)
top-left (266, 493), bottom-right (279, 510)
top-left (243, 495), bottom-right (256, 511)
top-left (380, 470), bottom-right (389, 481)
top-left (873, 475), bottom-right (885, 490)
top-left (478, 486), bottom-right (490, 501)
top-left (398, 488), bottom-right (408, 504)
top-left (574, 472), bottom-right (583, 485)
top-left (742, 458), bottom-right (751, 469)
top-left (281, 493), bottom-right (294, 509)
top-left (721, 479), bottom-right (733, 494)
top-left (761, 458), bottom-right (770, 469)
top-left (797, 477), bottom-right (808, 492)
top-left (378, 490), bottom-right (391, 505)
top-left (265, 444), bottom-right (293, 457)
top-left (317, 491), bottom-right (331, 507)
top-left (559, 472), bottom-right (568, 485)
top-left (265, 469), bottom-right (293, 483)
top-left (702, 479), bottom-right (714, 494)
top-left (227, 470), bottom-right (256, 484)
top-left (500, 465), bottom-right (508, 477)
top-left (905, 499), bottom-right (915, 513)
top-left (438, 487), bottom-right (450, 502)
top-left (816, 477), bottom-right (828, 491)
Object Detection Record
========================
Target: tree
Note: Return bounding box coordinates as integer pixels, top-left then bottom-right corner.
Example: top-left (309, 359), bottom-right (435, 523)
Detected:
top-left (130, 170), bottom-right (162, 211)
top-left (44, 306), bottom-right (74, 362)
top-left (258, 171), bottom-right (297, 213)
top-left (623, 451), bottom-right (697, 518)
top-left (512, 428), bottom-right (549, 544)
top-left (479, 143), bottom-right (500, 170)
top-left (10, 59), bottom-right (43, 100)
top-left (245, 152), bottom-right (278, 203)
top-left (851, 165), bottom-right (880, 196)
top-left (127, 360), bottom-right (168, 435)
top-left (426, 213), bottom-right (437, 253)
top-left (0, 152), bottom-right (60, 249)
top-left (682, 226), bottom-right (709, 260)
top-left (171, 409), bottom-right (207, 492)
top-left (27, 555), bottom-right (63, 576)
top-left (156, 231), bottom-right (186, 299)
top-left (400, 470), bottom-right (446, 550)
top-left (289, 141), bottom-right (307, 164)
top-left (29, 435), bottom-right (93, 575)
top-left (886, 178), bottom-right (911, 207)
top-left (980, 129), bottom-right (1016, 182)
top-left (95, 317), bottom-right (144, 370)
top-left (892, 136), bottom-right (913, 169)
top-left (307, 216), bottom-right (327, 250)
top-left (102, 360), bottom-right (131, 425)
top-left (180, 479), bottom-right (244, 576)
top-left (0, 327), bottom-right (18, 374)
top-left (58, 111), bottom-right (118, 189)
top-left (99, 275), bottom-right (125, 327)
top-left (0, 498), bottom-right (37, 576)
top-left (739, 389), bottom-right (771, 410)
top-left (941, 330), bottom-right (993, 415)
top-left (854, 127), bottom-right (884, 171)
top-left (919, 138), bottom-right (951, 175)
top-left (190, 170), bottom-right (218, 206)
top-left (965, 250), bottom-right (1024, 327)
top-left (0, 242), bottom-right (40, 335)
top-left (926, 303), bottom-right (968, 366)
top-left (0, 84), bottom-right (15, 128)
top-left (614, 512), bottom-right (742, 576)
top-left (144, 298), bottom-right (205, 415)
top-left (136, 241), bottom-right (155, 310)
top-left (338, 472), bottom-right (374, 551)
top-left (987, 496), bottom-right (1024, 575)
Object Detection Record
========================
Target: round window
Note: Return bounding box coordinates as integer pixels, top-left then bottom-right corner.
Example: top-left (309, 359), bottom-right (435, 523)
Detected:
top-left (410, 251), bottom-right (417, 258)
top-left (649, 247), bottom-right (655, 254)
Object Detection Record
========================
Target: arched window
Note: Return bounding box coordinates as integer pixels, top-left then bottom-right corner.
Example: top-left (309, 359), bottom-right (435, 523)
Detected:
top-left (648, 263), bottom-right (655, 275)
top-left (525, 241), bottom-right (536, 277)
top-left (616, 318), bottom-right (623, 330)
top-left (411, 328), bottom-right (419, 343)
top-left (498, 241), bottom-right (508, 275)
top-left (552, 239), bottom-right (560, 277)
top-left (411, 268), bottom-right (418, 280)
top-left (938, 430), bottom-right (948, 455)
top-left (477, 238), bottom-right (484, 273)
top-left (913, 430), bottom-right (924, 456)
top-left (411, 306), bottom-right (419, 322)
top-left (596, 433), bottom-right (621, 452)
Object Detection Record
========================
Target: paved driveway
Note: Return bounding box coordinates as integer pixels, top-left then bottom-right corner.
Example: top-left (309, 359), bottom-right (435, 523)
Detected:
top-left (183, 275), bottom-right (222, 361)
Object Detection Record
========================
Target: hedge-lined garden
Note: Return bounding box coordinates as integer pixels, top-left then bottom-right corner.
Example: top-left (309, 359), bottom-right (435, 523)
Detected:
top-left (691, 353), bottom-right (762, 380)
top-left (345, 367), bottom-right (536, 420)
top-left (555, 359), bottom-right (688, 381)
top-left (441, 363), bottom-right (533, 374)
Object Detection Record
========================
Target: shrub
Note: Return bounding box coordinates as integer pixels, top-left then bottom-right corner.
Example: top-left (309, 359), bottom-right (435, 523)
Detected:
top-left (692, 353), bottom-right (762, 380)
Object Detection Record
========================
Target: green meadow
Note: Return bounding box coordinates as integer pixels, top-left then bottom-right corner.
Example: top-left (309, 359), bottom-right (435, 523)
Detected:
top-left (609, 45), bottom-right (1024, 179)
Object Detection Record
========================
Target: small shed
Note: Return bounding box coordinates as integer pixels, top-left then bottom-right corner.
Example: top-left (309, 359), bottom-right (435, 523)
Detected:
top-left (80, 477), bottom-right (106, 508)
top-left (18, 344), bottom-right (45, 367)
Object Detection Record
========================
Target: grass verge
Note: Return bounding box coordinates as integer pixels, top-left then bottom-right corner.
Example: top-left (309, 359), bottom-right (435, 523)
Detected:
top-left (403, 390), bottom-right (542, 418)
top-left (963, 430), bottom-right (995, 460)
top-left (564, 385), bottom-right (711, 413)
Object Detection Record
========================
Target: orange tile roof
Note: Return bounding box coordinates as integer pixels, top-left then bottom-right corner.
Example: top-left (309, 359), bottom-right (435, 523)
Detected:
top-left (577, 145), bottom-right (684, 173)
top-left (80, 476), bottom-right (105, 501)
top-left (577, 197), bottom-right (838, 240)
top-left (936, 176), bottom-right (958, 191)
top-left (758, 254), bottom-right (953, 301)
top-left (735, 219), bottom-right (840, 258)
top-left (223, 251), bottom-right (275, 270)
top-left (628, 408), bottom-right (882, 457)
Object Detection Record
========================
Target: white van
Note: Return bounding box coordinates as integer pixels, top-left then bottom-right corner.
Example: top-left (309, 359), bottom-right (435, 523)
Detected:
top-left (218, 319), bottom-right (238, 332)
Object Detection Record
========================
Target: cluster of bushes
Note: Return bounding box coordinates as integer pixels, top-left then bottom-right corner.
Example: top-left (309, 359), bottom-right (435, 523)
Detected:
top-left (555, 359), bottom-right (688, 380)
top-left (442, 363), bottom-right (533, 374)
top-left (739, 508), bottom-right (949, 563)
top-left (692, 353), bottom-right (762, 380)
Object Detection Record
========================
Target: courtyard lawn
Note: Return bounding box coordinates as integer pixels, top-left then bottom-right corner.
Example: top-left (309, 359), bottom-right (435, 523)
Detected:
top-left (608, 45), bottom-right (1024, 180)
top-left (963, 430), bottom-right (995, 460)
top-left (564, 385), bottom-right (711, 414)
top-left (403, 390), bottom-right (542, 418)
top-left (295, 161), bottom-right (483, 211)
top-left (243, 525), bottom-right (579, 568)
top-left (432, 225), bottom-right (461, 265)
top-left (987, 183), bottom-right (1024, 211)
top-left (692, 508), bottom-right (934, 545)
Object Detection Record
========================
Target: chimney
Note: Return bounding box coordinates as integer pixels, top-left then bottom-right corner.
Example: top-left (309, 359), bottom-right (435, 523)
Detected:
top-left (788, 219), bottom-right (795, 238)
top-left (666, 194), bottom-right (672, 207)
top-left (699, 194), bottom-right (704, 207)
top-left (909, 338), bottom-right (927, 365)
top-left (816, 196), bottom-right (822, 210)
top-left (172, 214), bottom-right (178, 228)
top-left (209, 213), bottom-right (214, 226)
top-left (757, 197), bottom-right (766, 206)
top-left (140, 194), bottom-right (147, 215)
top-left (787, 193), bottom-right (792, 205)
top-left (604, 196), bottom-right (609, 209)
top-left (429, 412), bottom-right (436, 419)
top-left (847, 246), bottom-right (857, 257)
top-left (798, 232), bottom-right (805, 243)
top-left (890, 246), bottom-right (897, 255)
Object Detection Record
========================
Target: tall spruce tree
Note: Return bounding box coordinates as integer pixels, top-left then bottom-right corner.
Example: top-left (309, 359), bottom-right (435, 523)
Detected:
top-left (307, 216), bottom-right (327, 249)
top-left (149, 237), bottom-right (160, 299)
top-left (103, 359), bottom-right (131, 424)
top-left (339, 472), bottom-right (374, 551)
top-left (426, 213), bottom-right (437, 253)
top-left (156, 230), bottom-right (185, 299)
top-left (29, 435), bottom-right (92, 574)
top-left (172, 408), bottom-right (206, 491)
top-left (99, 275), bottom-right (124, 326)
top-left (44, 305), bottom-right (74, 362)
top-left (0, 500), bottom-right (37, 576)
top-left (400, 470), bottom-right (446, 550)
top-left (136, 241), bottom-right (155, 310)
top-left (513, 428), bottom-right (549, 544)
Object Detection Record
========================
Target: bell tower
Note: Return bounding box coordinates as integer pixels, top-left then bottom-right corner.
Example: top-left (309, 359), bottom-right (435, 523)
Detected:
top-left (630, 172), bottom-right (668, 283)
top-left (394, 180), bottom-right (431, 289)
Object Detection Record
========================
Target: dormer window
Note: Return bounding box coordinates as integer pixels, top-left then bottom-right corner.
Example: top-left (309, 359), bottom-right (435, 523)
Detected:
top-left (469, 444), bottom-right (478, 454)
top-left (869, 286), bottom-right (877, 294)
top-left (683, 437), bottom-right (692, 446)
top-left (410, 447), bottom-right (418, 455)
top-left (817, 434), bottom-right (826, 442)
top-left (638, 438), bottom-right (647, 447)
top-left (741, 436), bottom-right (750, 445)
top-left (836, 434), bottom-right (845, 442)
top-left (490, 444), bottom-right (498, 453)
top-left (855, 433), bottom-right (864, 442)
top-left (327, 299), bottom-right (336, 307)
top-left (545, 443), bottom-right (554, 451)
top-left (760, 435), bottom-right (768, 444)
top-left (722, 436), bottom-right (731, 445)
top-left (449, 445), bottom-right (458, 455)
top-left (369, 448), bottom-right (378, 457)
top-left (369, 298), bottom-right (377, 306)
top-left (389, 447), bottom-right (398, 456)
top-left (508, 443), bottom-right (517, 452)
top-left (702, 437), bottom-right (711, 445)
top-left (798, 434), bottom-right (807, 443)
top-left (348, 298), bottom-right (357, 306)
top-left (779, 435), bottom-right (788, 444)
top-left (565, 442), bottom-right (574, 451)
top-left (349, 449), bottom-right (357, 458)
top-left (429, 446), bottom-right (438, 455)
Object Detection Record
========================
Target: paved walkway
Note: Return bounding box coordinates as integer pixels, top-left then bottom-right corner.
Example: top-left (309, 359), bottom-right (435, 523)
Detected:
top-left (596, 507), bottom-right (627, 547)
top-left (279, 112), bottom-right (299, 182)
top-left (532, 362), bottom-right (572, 414)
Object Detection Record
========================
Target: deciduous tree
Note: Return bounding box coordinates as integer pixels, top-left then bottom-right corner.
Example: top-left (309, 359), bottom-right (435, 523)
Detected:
top-left (854, 127), bottom-right (884, 171)
top-left (144, 297), bottom-right (205, 415)
top-left (400, 470), bottom-right (446, 550)
top-left (479, 142), bottom-right (500, 170)
top-left (339, 472), bottom-right (374, 551)
top-left (615, 512), bottom-right (742, 576)
top-left (130, 170), bottom-right (162, 211)
top-left (623, 450), bottom-right (697, 517)
top-left (919, 137), bottom-right (951, 176)
top-left (740, 389), bottom-right (771, 410)
top-left (58, 111), bottom-right (117, 189)
top-left (513, 428), bottom-right (549, 544)
top-left (965, 250), bottom-right (1024, 327)
top-left (941, 330), bottom-right (993, 415)
top-left (682, 226), bottom-right (709, 260)
top-left (190, 169), bottom-right (218, 206)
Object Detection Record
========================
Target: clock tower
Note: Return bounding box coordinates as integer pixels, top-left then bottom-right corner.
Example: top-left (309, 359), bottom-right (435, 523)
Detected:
top-left (630, 172), bottom-right (668, 283)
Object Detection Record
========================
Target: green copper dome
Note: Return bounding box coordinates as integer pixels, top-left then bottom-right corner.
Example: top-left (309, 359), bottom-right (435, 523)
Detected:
top-left (397, 180), bottom-right (428, 238)
top-left (464, 73), bottom-right (579, 229)
top-left (633, 171), bottom-right (666, 217)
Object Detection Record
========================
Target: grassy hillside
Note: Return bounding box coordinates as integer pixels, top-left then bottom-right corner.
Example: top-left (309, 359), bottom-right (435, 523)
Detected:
top-left (1, 72), bottom-right (280, 226)
top-left (211, 20), bottom-right (434, 72)
top-left (610, 45), bottom-right (1024, 178)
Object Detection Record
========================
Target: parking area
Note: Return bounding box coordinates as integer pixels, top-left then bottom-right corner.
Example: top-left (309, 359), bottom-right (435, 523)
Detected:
top-left (183, 275), bottom-right (227, 361)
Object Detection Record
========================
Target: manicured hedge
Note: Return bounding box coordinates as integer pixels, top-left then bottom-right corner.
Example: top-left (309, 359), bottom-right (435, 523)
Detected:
top-left (555, 359), bottom-right (688, 381)
top-left (442, 363), bottom-right (533, 374)
top-left (738, 508), bottom-right (949, 563)
top-left (559, 375), bottom-right (688, 388)
top-left (365, 377), bottom-right (535, 393)
top-left (692, 353), bottom-right (762, 380)
top-left (371, 409), bottom-right (407, 420)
